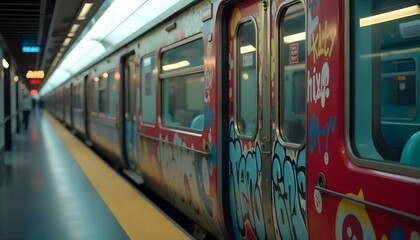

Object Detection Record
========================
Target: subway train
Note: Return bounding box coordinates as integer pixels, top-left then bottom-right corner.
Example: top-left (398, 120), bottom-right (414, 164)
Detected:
top-left (43, 0), bottom-right (420, 239)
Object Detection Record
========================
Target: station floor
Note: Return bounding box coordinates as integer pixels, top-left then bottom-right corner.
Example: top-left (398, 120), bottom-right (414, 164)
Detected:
top-left (0, 110), bottom-right (192, 240)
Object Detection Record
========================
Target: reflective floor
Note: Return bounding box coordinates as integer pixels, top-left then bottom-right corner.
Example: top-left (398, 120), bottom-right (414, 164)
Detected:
top-left (0, 110), bottom-right (128, 240)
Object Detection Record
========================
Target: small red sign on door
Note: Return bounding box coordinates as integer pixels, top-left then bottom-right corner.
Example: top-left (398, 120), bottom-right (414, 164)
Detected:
top-left (289, 43), bottom-right (299, 64)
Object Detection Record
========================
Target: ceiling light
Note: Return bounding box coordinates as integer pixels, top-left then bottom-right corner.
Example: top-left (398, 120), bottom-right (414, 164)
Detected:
top-left (2, 59), bottom-right (9, 69)
top-left (240, 45), bottom-right (256, 54)
top-left (78, 3), bottom-right (93, 20)
top-left (68, 24), bottom-right (80, 37)
top-left (63, 38), bottom-right (72, 46)
top-left (360, 5), bottom-right (420, 27)
top-left (40, 0), bottom-right (186, 96)
top-left (162, 60), bottom-right (190, 71)
top-left (284, 32), bottom-right (306, 43)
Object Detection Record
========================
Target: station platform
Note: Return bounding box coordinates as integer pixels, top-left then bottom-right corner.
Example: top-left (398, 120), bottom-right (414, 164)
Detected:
top-left (0, 110), bottom-right (192, 240)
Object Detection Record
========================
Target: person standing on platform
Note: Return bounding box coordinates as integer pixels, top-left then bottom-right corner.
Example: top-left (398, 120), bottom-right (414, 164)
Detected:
top-left (21, 91), bottom-right (32, 130)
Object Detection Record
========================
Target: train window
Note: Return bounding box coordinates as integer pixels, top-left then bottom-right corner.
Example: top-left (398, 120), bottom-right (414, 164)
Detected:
top-left (160, 37), bottom-right (205, 130)
top-left (141, 54), bottom-right (156, 124)
top-left (77, 84), bottom-right (82, 109)
top-left (72, 85), bottom-right (77, 108)
top-left (98, 76), bottom-right (107, 113)
top-left (108, 71), bottom-right (117, 117)
top-left (92, 77), bottom-right (99, 112)
top-left (381, 59), bottom-right (417, 120)
top-left (350, 0), bottom-right (420, 173)
top-left (279, 3), bottom-right (306, 145)
top-left (236, 20), bottom-right (257, 137)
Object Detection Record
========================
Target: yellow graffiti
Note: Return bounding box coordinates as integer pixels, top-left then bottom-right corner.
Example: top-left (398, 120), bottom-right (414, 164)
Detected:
top-left (270, 38), bottom-right (277, 84)
top-left (310, 21), bottom-right (336, 62)
top-left (229, 8), bottom-right (242, 38)
top-left (336, 190), bottom-right (376, 240)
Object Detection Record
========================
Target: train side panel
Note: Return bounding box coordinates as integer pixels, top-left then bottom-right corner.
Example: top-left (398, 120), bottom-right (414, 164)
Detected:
top-left (87, 56), bottom-right (124, 167)
top-left (55, 86), bottom-right (64, 122)
top-left (135, 1), bottom-right (227, 238)
top-left (71, 74), bottom-right (87, 138)
top-left (63, 82), bottom-right (72, 127)
top-left (307, 0), bottom-right (420, 239)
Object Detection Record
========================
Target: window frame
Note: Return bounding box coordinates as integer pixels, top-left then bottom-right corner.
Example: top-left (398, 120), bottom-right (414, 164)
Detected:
top-left (233, 17), bottom-right (259, 140)
top-left (98, 75), bottom-right (107, 114)
top-left (275, 0), bottom-right (307, 150)
top-left (345, 0), bottom-right (420, 178)
top-left (107, 70), bottom-right (117, 118)
top-left (159, 34), bottom-right (205, 132)
top-left (140, 53), bottom-right (157, 125)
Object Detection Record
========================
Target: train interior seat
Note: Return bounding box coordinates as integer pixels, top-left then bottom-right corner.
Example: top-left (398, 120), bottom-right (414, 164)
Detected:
top-left (174, 109), bottom-right (195, 127)
top-left (400, 131), bottom-right (420, 167)
top-left (190, 114), bottom-right (204, 130)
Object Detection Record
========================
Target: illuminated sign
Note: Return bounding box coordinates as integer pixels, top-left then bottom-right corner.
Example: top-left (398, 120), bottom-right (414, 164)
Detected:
top-left (30, 79), bottom-right (42, 85)
top-left (30, 89), bottom-right (39, 96)
top-left (26, 70), bottom-right (44, 79)
top-left (22, 46), bottom-right (40, 53)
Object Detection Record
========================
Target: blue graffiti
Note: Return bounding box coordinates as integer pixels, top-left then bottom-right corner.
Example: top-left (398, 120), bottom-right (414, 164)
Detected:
top-left (309, 115), bottom-right (337, 154)
top-left (195, 147), bottom-right (214, 217)
top-left (205, 104), bottom-right (215, 129)
top-left (229, 122), bottom-right (265, 240)
top-left (272, 143), bottom-right (307, 239)
top-left (390, 227), bottom-right (406, 240)
top-left (308, 0), bottom-right (318, 15)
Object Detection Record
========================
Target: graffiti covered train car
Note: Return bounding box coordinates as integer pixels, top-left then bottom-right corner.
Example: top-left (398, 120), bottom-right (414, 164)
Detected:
top-left (44, 0), bottom-right (420, 239)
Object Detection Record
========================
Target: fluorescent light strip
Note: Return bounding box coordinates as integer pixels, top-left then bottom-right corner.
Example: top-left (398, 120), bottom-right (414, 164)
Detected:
top-left (68, 24), bottom-right (80, 37)
top-left (2, 59), bottom-right (9, 69)
top-left (162, 60), bottom-right (190, 71)
top-left (360, 5), bottom-right (420, 27)
top-left (63, 38), bottom-right (72, 46)
top-left (78, 3), bottom-right (93, 20)
top-left (240, 45), bottom-right (256, 54)
top-left (284, 32), bottom-right (306, 43)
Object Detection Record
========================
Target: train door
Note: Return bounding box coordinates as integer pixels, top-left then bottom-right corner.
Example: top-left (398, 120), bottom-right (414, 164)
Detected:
top-left (121, 53), bottom-right (137, 169)
top-left (269, 1), bottom-right (308, 239)
top-left (225, 1), bottom-right (278, 239)
top-left (83, 75), bottom-right (91, 140)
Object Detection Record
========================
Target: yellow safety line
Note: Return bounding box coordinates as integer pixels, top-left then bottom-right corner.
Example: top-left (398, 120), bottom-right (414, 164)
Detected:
top-left (45, 113), bottom-right (191, 240)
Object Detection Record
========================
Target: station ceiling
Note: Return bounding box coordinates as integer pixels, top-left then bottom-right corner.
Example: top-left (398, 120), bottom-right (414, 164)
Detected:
top-left (0, 0), bottom-right (104, 91)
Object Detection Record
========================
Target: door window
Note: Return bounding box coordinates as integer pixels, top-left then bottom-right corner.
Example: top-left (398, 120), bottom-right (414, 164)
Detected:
top-left (278, 3), bottom-right (306, 145)
top-left (236, 20), bottom-right (257, 137)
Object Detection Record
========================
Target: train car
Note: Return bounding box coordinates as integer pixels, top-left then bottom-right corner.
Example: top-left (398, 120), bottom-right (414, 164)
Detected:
top-left (70, 73), bottom-right (89, 139)
top-left (63, 82), bottom-right (72, 127)
top-left (85, 55), bottom-right (124, 168)
top-left (44, 0), bottom-right (420, 239)
top-left (55, 86), bottom-right (64, 122)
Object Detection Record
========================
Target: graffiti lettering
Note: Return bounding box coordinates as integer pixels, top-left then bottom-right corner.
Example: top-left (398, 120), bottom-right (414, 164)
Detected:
top-left (309, 115), bottom-right (336, 154)
top-left (272, 144), bottom-right (307, 239)
top-left (185, 6), bottom-right (203, 37)
top-left (310, 21), bottom-right (336, 62)
top-left (204, 66), bottom-right (213, 103)
top-left (308, 62), bottom-right (330, 108)
top-left (336, 190), bottom-right (375, 240)
top-left (229, 123), bottom-right (265, 239)
top-left (308, 11), bottom-right (319, 56)
top-left (158, 134), bottom-right (216, 227)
